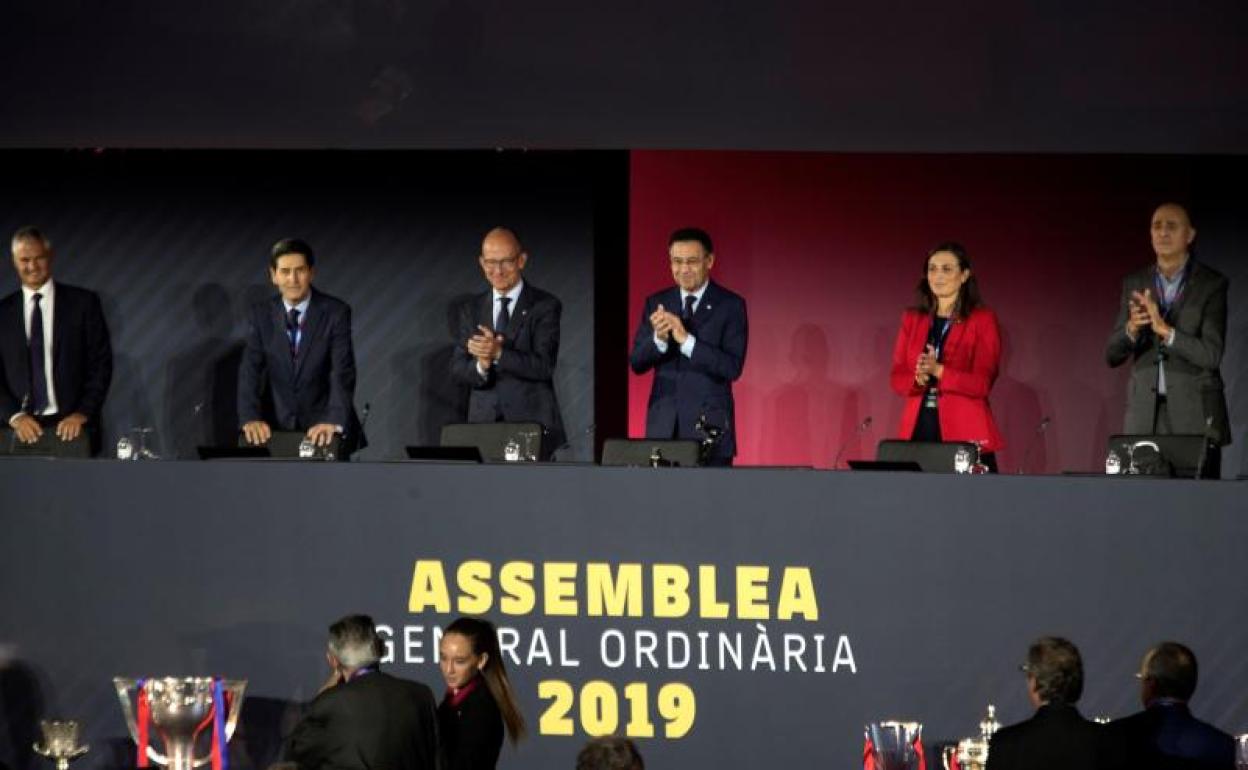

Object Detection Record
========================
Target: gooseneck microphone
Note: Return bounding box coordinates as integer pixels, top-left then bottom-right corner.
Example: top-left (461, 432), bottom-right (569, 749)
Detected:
top-left (832, 416), bottom-right (873, 469)
top-left (1194, 415), bottom-right (1214, 480)
top-left (1015, 416), bottom-right (1051, 475)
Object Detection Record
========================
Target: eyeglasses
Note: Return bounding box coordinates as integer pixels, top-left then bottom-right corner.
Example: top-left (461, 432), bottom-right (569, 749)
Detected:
top-left (480, 256), bottom-right (519, 272)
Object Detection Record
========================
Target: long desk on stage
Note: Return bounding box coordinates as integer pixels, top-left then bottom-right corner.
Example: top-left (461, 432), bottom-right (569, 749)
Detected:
top-left (2, 460), bottom-right (1246, 770)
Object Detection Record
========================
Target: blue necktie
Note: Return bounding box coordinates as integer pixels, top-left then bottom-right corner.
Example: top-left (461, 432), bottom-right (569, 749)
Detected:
top-left (286, 307), bottom-right (301, 358)
top-left (495, 296), bottom-right (512, 336)
top-left (29, 293), bottom-right (49, 413)
top-left (682, 294), bottom-right (696, 330)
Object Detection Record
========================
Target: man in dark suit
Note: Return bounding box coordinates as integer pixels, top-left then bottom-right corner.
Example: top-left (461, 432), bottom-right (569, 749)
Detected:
top-left (450, 227), bottom-right (565, 458)
top-left (1106, 203), bottom-right (1230, 478)
top-left (986, 637), bottom-right (1108, 770)
top-left (287, 614), bottom-right (439, 770)
top-left (630, 227), bottom-right (748, 466)
top-left (1107, 642), bottom-right (1235, 770)
top-left (0, 226), bottom-right (112, 454)
top-left (238, 239), bottom-right (365, 456)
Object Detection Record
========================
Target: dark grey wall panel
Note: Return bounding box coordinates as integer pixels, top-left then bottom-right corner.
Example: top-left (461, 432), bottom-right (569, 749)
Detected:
top-left (2, 461), bottom-right (1246, 769)
top-left (2, 3), bottom-right (1247, 152)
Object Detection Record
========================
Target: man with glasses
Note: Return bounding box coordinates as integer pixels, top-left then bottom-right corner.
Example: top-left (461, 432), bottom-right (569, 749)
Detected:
top-left (986, 637), bottom-right (1107, 770)
top-left (1106, 642), bottom-right (1234, 769)
top-left (630, 227), bottom-right (748, 466)
top-left (1106, 202), bottom-right (1230, 478)
top-left (451, 226), bottom-right (565, 459)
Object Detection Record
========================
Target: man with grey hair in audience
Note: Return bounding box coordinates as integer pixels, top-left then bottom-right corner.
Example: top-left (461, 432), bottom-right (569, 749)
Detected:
top-left (986, 636), bottom-right (1109, 770)
top-left (287, 614), bottom-right (438, 770)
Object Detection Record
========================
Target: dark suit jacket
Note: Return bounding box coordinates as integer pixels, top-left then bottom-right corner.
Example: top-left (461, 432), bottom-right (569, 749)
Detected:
top-left (449, 282), bottom-right (565, 457)
top-left (437, 681), bottom-right (503, 770)
top-left (237, 289), bottom-right (365, 453)
top-left (0, 282), bottom-right (113, 453)
top-left (986, 703), bottom-right (1109, 770)
top-left (287, 671), bottom-right (439, 770)
top-left (1106, 702), bottom-right (1235, 770)
top-left (629, 281), bottom-right (748, 462)
top-left (1105, 260), bottom-right (1230, 446)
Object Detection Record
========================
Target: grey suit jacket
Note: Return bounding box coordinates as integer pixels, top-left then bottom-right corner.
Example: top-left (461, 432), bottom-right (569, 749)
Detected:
top-left (1105, 259), bottom-right (1230, 446)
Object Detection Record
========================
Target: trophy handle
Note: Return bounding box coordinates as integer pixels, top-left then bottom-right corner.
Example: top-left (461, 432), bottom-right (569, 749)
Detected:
top-left (114, 678), bottom-right (174, 766)
top-left (221, 680), bottom-right (247, 743)
top-left (112, 679), bottom-right (144, 747)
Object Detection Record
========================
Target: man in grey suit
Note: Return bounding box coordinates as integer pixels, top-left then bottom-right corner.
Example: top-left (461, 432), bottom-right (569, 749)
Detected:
top-left (1106, 202), bottom-right (1230, 477)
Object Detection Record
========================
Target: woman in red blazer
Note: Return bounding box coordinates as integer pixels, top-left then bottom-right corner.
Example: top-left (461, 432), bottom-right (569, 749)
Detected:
top-left (890, 242), bottom-right (1004, 471)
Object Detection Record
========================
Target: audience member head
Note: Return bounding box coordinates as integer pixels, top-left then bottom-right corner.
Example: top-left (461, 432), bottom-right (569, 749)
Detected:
top-left (575, 736), bottom-right (644, 770)
top-left (1137, 641), bottom-right (1198, 704)
top-left (441, 617), bottom-right (527, 744)
top-left (1023, 636), bottom-right (1084, 707)
top-left (326, 614), bottom-right (383, 675)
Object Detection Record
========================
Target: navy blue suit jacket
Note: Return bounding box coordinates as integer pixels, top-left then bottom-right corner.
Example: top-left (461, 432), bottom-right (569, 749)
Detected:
top-left (450, 282), bottom-right (565, 457)
top-left (0, 282), bottom-right (113, 452)
top-left (630, 281), bottom-right (748, 462)
top-left (1107, 702), bottom-right (1235, 770)
top-left (237, 288), bottom-right (364, 452)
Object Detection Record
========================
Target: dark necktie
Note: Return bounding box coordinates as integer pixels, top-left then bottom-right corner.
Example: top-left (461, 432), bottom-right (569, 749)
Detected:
top-left (29, 293), bottom-right (49, 413)
top-left (495, 296), bottom-right (512, 336)
top-left (682, 294), bottom-right (697, 330)
top-left (286, 307), bottom-right (301, 358)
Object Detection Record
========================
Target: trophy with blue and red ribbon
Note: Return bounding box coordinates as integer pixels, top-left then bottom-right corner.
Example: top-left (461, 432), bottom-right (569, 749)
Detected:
top-left (114, 677), bottom-right (246, 770)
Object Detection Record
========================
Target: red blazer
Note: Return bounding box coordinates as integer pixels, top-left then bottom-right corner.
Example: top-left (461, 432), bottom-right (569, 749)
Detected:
top-left (889, 306), bottom-right (1005, 453)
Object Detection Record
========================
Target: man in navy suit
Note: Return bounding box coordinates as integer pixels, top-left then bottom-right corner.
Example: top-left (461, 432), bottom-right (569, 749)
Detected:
top-left (1107, 642), bottom-right (1235, 770)
top-left (450, 226), bottom-right (565, 459)
top-left (0, 226), bottom-right (112, 454)
top-left (630, 227), bottom-right (748, 466)
top-left (238, 238), bottom-right (364, 456)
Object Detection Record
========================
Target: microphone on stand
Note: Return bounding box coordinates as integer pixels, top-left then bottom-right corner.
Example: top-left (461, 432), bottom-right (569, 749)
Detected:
top-left (1194, 415), bottom-right (1214, 480)
top-left (1015, 416), bottom-right (1051, 475)
top-left (832, 416), bottom-right (872, 469)
top-left (550, 423), bottom-right (596, 462)
top-left (339, 402), bottom-right (370, 461)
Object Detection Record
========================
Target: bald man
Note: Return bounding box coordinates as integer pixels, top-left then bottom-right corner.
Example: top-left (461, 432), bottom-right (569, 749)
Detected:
top-left (1106, 203), bottom-right (1230, 477)
top-left (450, 227), bottom-right (565, 459)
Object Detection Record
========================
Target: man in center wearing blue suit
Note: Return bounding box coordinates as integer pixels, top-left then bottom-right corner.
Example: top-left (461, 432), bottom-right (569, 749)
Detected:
top-left (238, 238), bottom-right (365, 457)
top-left (630, 227), bottom-right (748, 466)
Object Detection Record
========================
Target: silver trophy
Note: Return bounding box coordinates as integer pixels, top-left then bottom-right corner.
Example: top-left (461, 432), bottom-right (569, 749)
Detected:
top-left (114, 677), bottom-right (246, 770)
top-left (940, 704), bottom-right (1000, 770)
top-left (866, 720), bottom-right (923, 770)
top-left (33, 720), bottom-right (89, 770)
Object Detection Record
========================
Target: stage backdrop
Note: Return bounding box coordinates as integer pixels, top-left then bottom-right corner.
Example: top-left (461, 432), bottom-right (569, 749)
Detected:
top-left (0, 150), bottom-right (615, 461)
top-left (1, 462), bottom-right (1246, 770)
top-left (627, 152), bottom-right (1248, 475)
